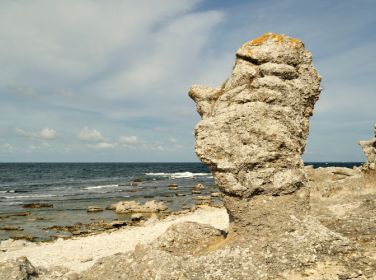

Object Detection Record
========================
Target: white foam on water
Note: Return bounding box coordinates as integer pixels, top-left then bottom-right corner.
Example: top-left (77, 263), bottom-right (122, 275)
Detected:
top-left (145, 172), bottom-right (211, 179)
top-left (84, 184), bottom-right (118, 190)
top-left (1, 194), bottom-right (58, 199)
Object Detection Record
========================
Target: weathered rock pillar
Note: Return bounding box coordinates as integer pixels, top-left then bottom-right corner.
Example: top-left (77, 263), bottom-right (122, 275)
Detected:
top-left (359, 124), bottom-right (376, 169)
top-left (189, 33), bottom-right (321, 237)
top-left (359, 124), bottom-right (376, 185)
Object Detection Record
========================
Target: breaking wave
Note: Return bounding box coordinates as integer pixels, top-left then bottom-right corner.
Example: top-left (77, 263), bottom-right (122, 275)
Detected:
top-left (145, 172), bottom-right (211, 179)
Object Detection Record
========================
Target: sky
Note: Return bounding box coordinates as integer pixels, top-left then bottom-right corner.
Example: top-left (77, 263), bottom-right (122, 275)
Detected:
top-left (0, 0), bottom-right (375, 162)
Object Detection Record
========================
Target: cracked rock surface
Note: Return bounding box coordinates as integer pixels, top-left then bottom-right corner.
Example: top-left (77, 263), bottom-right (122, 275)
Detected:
top-left (359, 124), bottom-right (376, 171)
top-left (189, 32), bottom-right (321, 235)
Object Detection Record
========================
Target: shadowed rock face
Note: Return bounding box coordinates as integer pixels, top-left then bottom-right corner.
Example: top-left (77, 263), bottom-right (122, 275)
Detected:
top-left (189, 33), bottom-right (321, 235)
top-left (359, 124), bottom-right (376, 170)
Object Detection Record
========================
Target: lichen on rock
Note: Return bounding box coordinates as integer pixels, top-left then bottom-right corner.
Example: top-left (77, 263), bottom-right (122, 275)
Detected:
top-left (189, 32), bottom-right (321, 235)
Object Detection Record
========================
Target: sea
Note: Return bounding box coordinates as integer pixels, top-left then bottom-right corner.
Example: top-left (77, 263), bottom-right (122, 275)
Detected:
top-left (0, 162), bottom-right (362, 241)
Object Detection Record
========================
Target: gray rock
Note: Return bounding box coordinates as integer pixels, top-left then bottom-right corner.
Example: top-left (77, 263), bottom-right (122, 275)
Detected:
top-left (115, 200), bottom-right (167, 214)
top-left (154, 222), bottom-right (225, 256)
top-left (359, 123), bottom-right (376, 170)
top-left (0, 256), bottom-right (35, 280)
top-left (189, 32), bottom-right (321, 235)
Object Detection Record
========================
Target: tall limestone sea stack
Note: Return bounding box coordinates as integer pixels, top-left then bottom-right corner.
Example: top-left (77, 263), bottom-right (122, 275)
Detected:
top-left (189, 32), bottom-right (321, 237)
top-left (359, 124), bottom-right (376, 171)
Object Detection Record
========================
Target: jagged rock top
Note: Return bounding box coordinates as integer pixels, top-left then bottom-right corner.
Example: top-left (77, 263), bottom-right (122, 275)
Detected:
top-left (236, 33), bottom-right (307, 65)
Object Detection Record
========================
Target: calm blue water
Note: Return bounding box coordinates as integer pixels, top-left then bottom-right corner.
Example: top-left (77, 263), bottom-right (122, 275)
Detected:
top-left (0, 162), bottom-right (362, 241)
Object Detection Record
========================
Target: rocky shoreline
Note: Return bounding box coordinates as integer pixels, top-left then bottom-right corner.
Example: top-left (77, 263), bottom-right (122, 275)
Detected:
top-left (0, 181), bottom-right (222, 242)
top-left (0, 33), bottom-right (375, 279)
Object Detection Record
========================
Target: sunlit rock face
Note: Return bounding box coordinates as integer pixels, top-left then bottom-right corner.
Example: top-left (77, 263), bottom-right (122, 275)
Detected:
top-left (189, 33), bottom-right (321, 234)
top-left (359, 124), bottom-right (376, 170)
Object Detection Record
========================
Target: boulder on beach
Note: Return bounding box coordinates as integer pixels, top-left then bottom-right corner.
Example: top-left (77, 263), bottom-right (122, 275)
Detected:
top-left (0, 256), bottom-right (35, 280)
top-left (115, 200), bottom-right (167, 214)
top-left (154, 222), bottom-right (225, 256)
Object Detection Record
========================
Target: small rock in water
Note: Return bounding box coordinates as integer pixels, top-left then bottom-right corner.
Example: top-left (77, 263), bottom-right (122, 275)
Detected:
top-left (22, 203), bottom-right (53, 209)
top-left (168, 184), bottom-right (178, 190)
top-left (115, 200), bottom-right (167, 214)
top-left (86, 206), bottom-right (103, 213)
top-left (192, 183), bottom-right (205, 191)
top-left (192, 190), bottom-right (201, 194)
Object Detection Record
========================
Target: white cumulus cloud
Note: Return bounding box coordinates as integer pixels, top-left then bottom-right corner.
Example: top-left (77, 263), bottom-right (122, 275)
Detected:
top-left (15, 127), bottom-right (57, 140)
top-left (38, 127), bottom-right (57, 140)
top-left (78, 127), bottom-right (105, 142)
top-left (119, 135), bottom-right (142, 145)
top-left (94, 142), bottom-right (117, 149)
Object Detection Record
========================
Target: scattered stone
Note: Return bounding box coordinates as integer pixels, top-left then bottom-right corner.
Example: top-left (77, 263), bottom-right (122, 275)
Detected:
top-left (22, 203), bottom-right (53, 209)
top-left (115, 200), bottom-right (167, 214)
top-left (86, 206), bottom-right (103, 213)
top-left (191, 190), bottom-right (201, 194)
top-left (133, 178), bottom-right (143, 183)
top-left (175, 193), bottom-right (185, 196)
